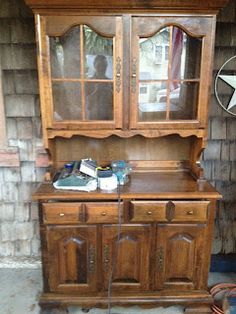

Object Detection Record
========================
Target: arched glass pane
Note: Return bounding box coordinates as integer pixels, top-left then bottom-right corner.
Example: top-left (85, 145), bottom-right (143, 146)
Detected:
top-left (50, 26), bottom-right (81, 78)
top-left (84, 25), bottom-right (114, 120)
top-left (138, 25), bottom-right (202, 121)
top-left (84, 25), bottom-right (113, 79)
top-left (139, 27), bottom-right (170, 80)
top-left (171, 27), bottom-right (202, 80)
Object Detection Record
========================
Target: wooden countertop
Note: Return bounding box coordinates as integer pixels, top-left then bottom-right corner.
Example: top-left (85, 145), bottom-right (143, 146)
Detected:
top-left (32, 171), bottom-right (221, 201)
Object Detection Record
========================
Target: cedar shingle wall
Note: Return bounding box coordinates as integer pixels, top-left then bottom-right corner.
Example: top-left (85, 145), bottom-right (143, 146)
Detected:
top-left (202, 0), bottom-right (236, 254)
top-left (0, 0), bottom-right (235, 256)
top-left (0, 0), bottom-right (43, 256)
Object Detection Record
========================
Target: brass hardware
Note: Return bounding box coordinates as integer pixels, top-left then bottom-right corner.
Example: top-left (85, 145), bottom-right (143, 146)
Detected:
top-left (166, 201), bottom-right (175, 222)
top-left (157, 246), bottom-right (164, 272)
top-left (147, 211), bottom-right (152, 215)
top-left (88, 246), bottom-right (95, 273)
top-left (104, 245), bottom-right (110, 271)
top-left (131, 58), bottom-right (137, 93)
top-left (187, 210), bottom-right (194, 215)
top-left (59, 213), bottom-right (65, 217)
top-left (101, 212), bottom-right (107, 216)
top-left (79, 203), bottom-right (87, 222)
top-left (116, 56), bottom-right (121, 93)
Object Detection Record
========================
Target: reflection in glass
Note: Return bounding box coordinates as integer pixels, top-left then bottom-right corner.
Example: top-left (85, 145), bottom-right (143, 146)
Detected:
top-left (138, 26), bottom-right (202, 121)
top-left (50, 26), bottom-right (81, 78)
top-left (84, 26), bottom-right (113, 79)
top-left (139, 26), bottom-right (202, 82)
top-left (85, 82), bottom-right (113, 120)
top-left (169, 82), bottom-right (199, 119)
top-left (171, 27), bottom-right (202, 80)
top-left (139, 82), bottom-right (167, 121)
top-left (139, 28), bottom-right (170, 80)
top-left (52, 82), bottom-right (82, 120)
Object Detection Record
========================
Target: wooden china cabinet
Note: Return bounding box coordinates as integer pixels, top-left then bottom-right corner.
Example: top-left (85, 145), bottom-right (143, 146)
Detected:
top-left (25, 0), bottom-right (229, 313)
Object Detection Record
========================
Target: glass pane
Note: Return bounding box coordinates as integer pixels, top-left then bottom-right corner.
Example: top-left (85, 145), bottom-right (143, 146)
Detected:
top-left (84, 26), bottom-right (113, 79)
top-left (169, 82), bottom-right (199, 119)
top-left (138, 82), bottom-right (167, 121)
top-left (171, 27), bottom-right (202, 80)
top-left (139, 27), bottom-right (170, 80)
top-left (52, 82), bottom-right (82, 120)
top-left (50, 26), bottom-right (80, 78)
top-left (85, 82), bottom-right (113, 120)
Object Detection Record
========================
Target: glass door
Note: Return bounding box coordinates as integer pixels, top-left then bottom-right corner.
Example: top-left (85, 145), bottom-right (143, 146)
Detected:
top-left (130, 16), bottom-right (214, 129)
top-left (44, 16), bottom-right (122, 129)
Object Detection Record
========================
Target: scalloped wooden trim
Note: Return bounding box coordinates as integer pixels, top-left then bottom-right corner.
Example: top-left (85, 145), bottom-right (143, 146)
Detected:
top-left (46, 129), bottom-right (205, 141)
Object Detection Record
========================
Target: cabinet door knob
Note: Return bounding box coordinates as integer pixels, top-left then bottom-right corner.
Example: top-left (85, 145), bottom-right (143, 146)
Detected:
top-left (187, 210), bottom-right (194, 215)
top-left (147, 211), bottom-right (152, 215)
top-left (59, 213), bottom-right (65, 217)
top-left (101, 212), bottom-right (107, 216)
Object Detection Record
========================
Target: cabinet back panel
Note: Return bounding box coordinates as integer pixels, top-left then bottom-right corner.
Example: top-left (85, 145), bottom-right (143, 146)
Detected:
top-left (52, 135), bottom-right (194, 167)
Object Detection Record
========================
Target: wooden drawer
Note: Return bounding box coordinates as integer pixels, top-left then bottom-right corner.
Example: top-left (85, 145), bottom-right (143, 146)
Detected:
top-left (129, 201), bottom-right (168, 222)
top-left (171, 201), bottom-right (209, 222)
top-left (43, 203), bottom-right (81, 224)
top-left (43, 202), bottom-right (121, 224)
top-left (86, 202), bottom-right (121, 223)
top-left (129, 200), bottom-right (209, 223)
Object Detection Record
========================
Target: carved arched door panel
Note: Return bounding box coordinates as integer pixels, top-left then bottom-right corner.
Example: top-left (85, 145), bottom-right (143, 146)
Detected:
top-left (155, 224), bottom-right (206, 290)
top-left (102, 224), bottom-right (152, 291)
top-left (47, 225), bottom-right (97, 293)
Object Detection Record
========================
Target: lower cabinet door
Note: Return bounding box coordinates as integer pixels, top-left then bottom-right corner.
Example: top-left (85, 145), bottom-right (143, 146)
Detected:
top-left (155, 224), bottom-right (206, 291)
top-left (47, 225), bottom-right (97, 293)
top-left (102, 224), bottom-right (152, 291)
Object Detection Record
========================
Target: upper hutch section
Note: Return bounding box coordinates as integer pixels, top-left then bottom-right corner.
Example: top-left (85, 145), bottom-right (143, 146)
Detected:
top-left (25, 0), bottom-right (228, 144)
top-left (25, 0), bottom-right (228, 12)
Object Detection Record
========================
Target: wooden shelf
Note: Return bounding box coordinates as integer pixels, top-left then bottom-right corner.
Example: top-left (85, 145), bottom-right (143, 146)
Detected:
top-left (33, 171), bottom-right (221, 201)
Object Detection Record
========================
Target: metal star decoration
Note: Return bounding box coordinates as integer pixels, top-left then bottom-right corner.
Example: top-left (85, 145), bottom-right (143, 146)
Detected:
top-left (219, 75), bottom-right (236, 110)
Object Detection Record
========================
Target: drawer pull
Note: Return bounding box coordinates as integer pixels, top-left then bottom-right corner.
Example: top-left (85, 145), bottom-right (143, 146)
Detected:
top-left (147, 211), bottom-right (152, 215)
top-left (187, 210), bottom-right (194, 215)
top-left (59, 213), bottom-right (65, 217)
top-left (101, 212), bottom-right (107, 216)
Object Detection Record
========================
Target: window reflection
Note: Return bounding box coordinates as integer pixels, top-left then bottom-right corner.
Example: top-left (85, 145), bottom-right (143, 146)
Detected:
top-left (138, 26), bottom-right (202, 120)
top-left (53, 82), bottom-right (82, 120)
top-left (50, 27), bottom-right (81, 78)
top-left (85, 55), bottom-right (113, 120)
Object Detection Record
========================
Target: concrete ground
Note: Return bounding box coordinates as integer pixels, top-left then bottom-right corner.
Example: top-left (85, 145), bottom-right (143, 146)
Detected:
top-left (0, 260), bottom-right (235, 314)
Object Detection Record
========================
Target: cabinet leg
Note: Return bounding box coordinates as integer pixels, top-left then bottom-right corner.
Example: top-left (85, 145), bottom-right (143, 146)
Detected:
top-left (185, 305), bottom-right (212, 314)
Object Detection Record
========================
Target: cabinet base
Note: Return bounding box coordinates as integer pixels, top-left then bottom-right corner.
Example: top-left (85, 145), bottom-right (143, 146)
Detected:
top-left (39, 291), bottom-right (213, 310)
